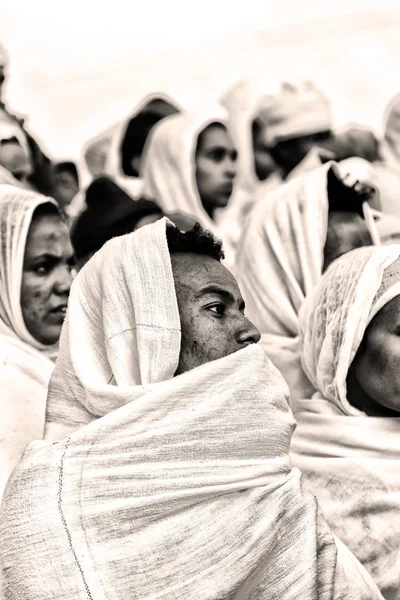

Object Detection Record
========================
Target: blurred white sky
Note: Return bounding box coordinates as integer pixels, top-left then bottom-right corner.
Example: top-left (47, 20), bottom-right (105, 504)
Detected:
top-left (2, 0), bottom-right (400, 159)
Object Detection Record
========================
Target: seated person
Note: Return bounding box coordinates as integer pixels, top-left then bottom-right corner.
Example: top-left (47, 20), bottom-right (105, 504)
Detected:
top-left (105, 93), bottom-right (181, 198)
top-left (53, 161), bottom-right (80, 209)
top-left (0, 185), bottom-right (74, 501)
top-left (236, 162), bottom-right (377, 402)
top-left (0, 219), bottom-right (382, 599)
top-left (255, 81), bottom-right (333, 179)
top-left (71, 176), bottom-right (163, 269)
top-left (141, 112), bottom-right (238, 268)
top-left (291, 244), bottom-right (400, 599)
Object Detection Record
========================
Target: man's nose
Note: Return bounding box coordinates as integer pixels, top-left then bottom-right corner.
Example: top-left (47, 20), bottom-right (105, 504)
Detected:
top-left (54, 266), bottom-right (73, 295)
top-left (237, 316), bottom-right (261, 346)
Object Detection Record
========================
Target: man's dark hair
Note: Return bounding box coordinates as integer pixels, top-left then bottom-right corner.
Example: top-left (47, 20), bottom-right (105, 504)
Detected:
top-left (166, 222), bottom-right (224, 262)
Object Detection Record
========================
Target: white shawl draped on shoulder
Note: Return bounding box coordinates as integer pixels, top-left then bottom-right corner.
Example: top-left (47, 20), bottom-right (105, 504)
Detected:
top-left (0, 218), bottom-right (382, 599)
top-left (0, 185), bottom-right (58, 500)
top-left (292, 245), bottom-right (400, 598)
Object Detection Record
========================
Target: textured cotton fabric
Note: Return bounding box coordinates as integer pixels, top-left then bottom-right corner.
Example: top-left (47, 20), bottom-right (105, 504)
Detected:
top-left (0, 185), bottom-right (58, 500)
top-left (0, 217), bottom-right (383, 599)
top-left (236, 162), bottom-right (379, 402)
top-left (292, 245), bottom-right (400, 598)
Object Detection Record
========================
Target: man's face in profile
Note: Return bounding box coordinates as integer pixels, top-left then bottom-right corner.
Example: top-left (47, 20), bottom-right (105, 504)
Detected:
top-left (171, 253), bottom-right (260, 375)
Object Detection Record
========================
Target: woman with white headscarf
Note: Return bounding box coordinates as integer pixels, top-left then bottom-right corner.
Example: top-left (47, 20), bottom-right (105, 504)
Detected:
top-left (0, 217), bottom-right (383, 599)
top-left (236, 162), bottom-right (379, 402)
top-left (0, 185), bottom-right (73, 500)
top-left (141, 111), bottom-right (238, 268)
top-left (291, 244), bottom-right (400, 599)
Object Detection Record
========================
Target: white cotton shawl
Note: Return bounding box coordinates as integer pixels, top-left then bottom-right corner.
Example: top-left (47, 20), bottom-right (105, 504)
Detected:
top-left (0, 185), bottom-right (58, 500)
top-left (105, 92), bottom-right (183, 199)
top-left (141, 110), bottom-right (237, 269)
top-left (236, 162), bottom-right (380, 403)
top-left (0, 217), bottom-right (383, 599)
top-left (292, 245), bottom-right (400, 598)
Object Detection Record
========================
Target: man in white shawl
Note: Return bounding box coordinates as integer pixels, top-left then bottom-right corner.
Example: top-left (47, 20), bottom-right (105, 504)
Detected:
top-left (291, 245), bottom-right (400, 599)
top-left (236, 162), bottom-right (378, 402)
top-left (0, 218), bottom-right (383, 599)
top-left (0, 185), bottom-right (74, 501)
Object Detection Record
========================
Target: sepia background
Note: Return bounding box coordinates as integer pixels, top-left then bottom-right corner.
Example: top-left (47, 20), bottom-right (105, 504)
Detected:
top-left (2, 0), bottom-right (400, 159)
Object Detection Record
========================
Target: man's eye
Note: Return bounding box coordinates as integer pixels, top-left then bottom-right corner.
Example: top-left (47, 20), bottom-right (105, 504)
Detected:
top-left (34, 264), bottom-right (49, 275)
top-left (208, 304), bottom-right (225, 316)
top-left (208, 150), bottom-right (225, 162)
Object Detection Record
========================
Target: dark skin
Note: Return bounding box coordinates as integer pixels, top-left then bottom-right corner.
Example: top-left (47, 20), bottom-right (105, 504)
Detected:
top-left (322, 212), bottom-right (373, 272)
top-left (347, 295), bottom-right (400, 416)
top-left (171, 253), bottom-right (260, 375)
top-left (195, 124), bottom-right (237, 218)
top-left (21, 213), bottom-right (75, 345)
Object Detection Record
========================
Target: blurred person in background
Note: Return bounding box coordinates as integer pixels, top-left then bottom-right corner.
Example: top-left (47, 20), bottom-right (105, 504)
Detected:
top-left (0, 185), bottom-right (74, 501)
top-left (236, 162), bottom-right (378, 402)
top-left (141, 111), bottom-right (238, 269)
top-left (105, 93), bottom-right (181, 198)
top-left (53, 161), bottom-right (80, 210)
top-left (0, 43), bottom-right (56, 196)
top-left (255, 81), bottom-right (334, 180)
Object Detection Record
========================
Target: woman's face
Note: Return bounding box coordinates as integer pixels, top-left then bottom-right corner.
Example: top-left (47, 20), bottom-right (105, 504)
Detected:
top-left (21, 212), bottom-right (75, 345)
top-left (195, 124), bottom-right (237, 214)
top-left (349, 295), bottom-right (400, 414)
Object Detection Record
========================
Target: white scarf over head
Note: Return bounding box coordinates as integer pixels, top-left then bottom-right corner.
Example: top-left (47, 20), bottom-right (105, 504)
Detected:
top-left (0, 184), bottom-right (59, 500)
top-left (292, 245), bottom-right (400, 598)
top-left (104, 92), bottom-right (183, 199)
top-left (141, 110), bottom-right (227, 230)
top-left (0, 218), bottom-right (381, 599)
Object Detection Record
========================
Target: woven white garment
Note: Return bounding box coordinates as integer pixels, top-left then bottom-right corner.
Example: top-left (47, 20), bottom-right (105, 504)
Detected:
top-left (236, 162), bottom-right (331, 402)
top-left (0, 185), bottom-right (58, 500)
top-left (236, 162), bottom-right (381, 403)
top-left (292, 245), bottom-right (400, 598)
top-left (0, 218), bottom-right (382, 599)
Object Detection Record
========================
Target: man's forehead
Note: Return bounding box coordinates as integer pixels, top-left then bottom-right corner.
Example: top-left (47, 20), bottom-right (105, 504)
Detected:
top-left (170, 252), bottom-right (239, 293)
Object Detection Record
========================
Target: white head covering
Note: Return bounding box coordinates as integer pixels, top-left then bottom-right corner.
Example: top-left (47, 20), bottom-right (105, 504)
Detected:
top-left (258, 81), bottom-right (333, 148)
top-left (0, 185), bottom-right (61, 501)
top-left (104, 92), bottom-right (183, 198)
top-left (0, 184), bottom-right (60, 357)
top-left (236, 162), bottom-right (379, 402)
top-left (298, 244), bottom-right (400, 416)
top-left (292, 244), bottom-right (400, 597)
top-left (0, 217), bottom-right (382, 599)
top-left (141, 109), bottom-right (228, 231)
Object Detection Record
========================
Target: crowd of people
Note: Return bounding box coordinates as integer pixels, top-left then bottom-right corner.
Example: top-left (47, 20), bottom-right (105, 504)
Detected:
top-left (1, 39), bottom-right (400, 599)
